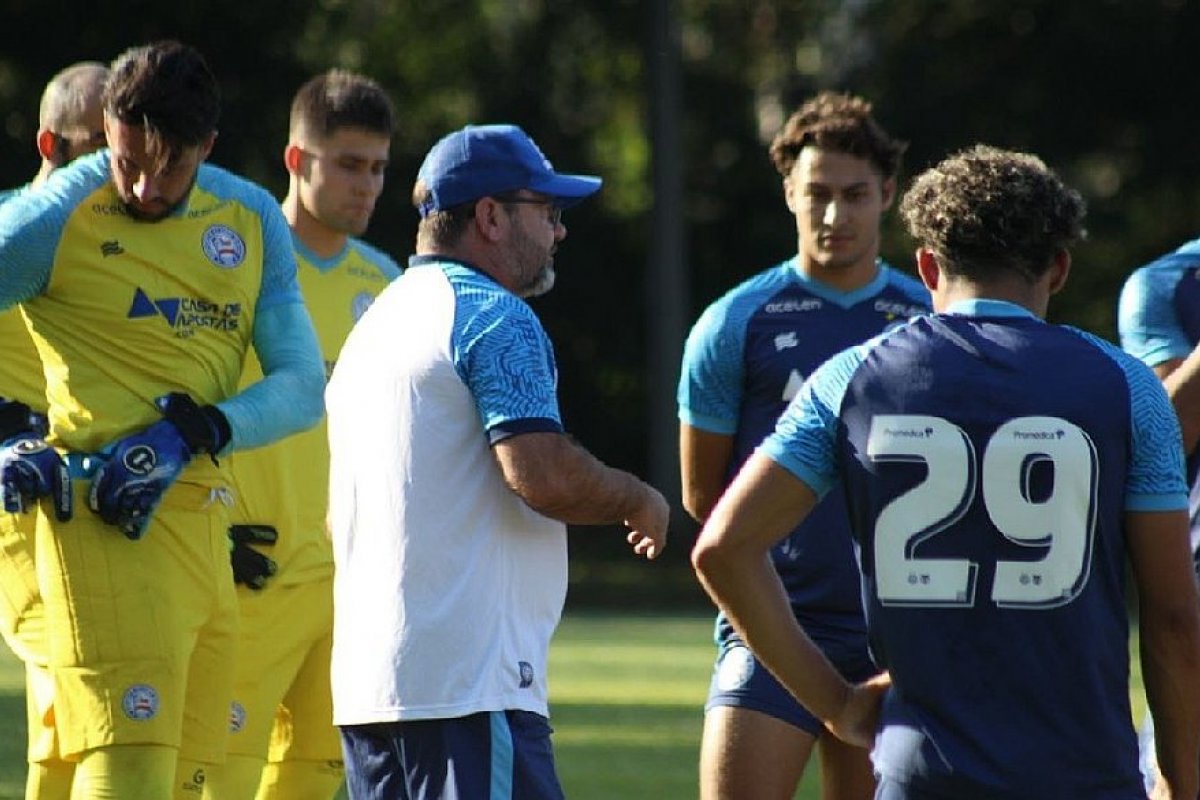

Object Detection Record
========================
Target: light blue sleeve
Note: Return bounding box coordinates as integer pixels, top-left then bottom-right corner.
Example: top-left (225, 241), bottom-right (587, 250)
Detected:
top-left (677, 293), bottom-right (751, 435)
top-left (759, 343), bottom-right (866, 498)
top-left (1074, 329), bottom-right (1188, 512)
top-left (252, 196), bottom-right (305, 311)
top-left (216, 302), bottom-right (325, 451)
top-left (1117, 264), bottom-right (1192, 367)
top-left (450, 279), bottom-right (562, 441)
top-left (0, 162), bottom-right (102, 306)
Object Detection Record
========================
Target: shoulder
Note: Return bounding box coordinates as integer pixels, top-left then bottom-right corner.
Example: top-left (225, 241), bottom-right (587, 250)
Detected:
top-left (694, 260), bottom-right (798, 329)
top-left (195, 163), bottom-right (280, 216)
top-left (347, 237), bottom-right (402, 279)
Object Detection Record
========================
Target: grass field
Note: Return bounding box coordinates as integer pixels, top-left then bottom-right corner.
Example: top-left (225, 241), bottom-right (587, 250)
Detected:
top-left (0, 611), bottom-right (1148, 800)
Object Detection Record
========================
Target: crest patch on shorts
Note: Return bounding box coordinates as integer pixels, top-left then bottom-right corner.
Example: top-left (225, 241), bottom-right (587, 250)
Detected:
top-left (122, 683), bottom-right (160, 721)
top-left (715, 645), bottom-right (756, 692)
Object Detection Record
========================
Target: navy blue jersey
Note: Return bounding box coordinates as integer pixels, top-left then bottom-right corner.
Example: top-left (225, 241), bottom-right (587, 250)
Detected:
top-left (764, 300), bottom-right (1186, 799)
top-left (1119, 237), bottom-right (1200, 554)
top-left (679, 258), bottom-right (929, 636)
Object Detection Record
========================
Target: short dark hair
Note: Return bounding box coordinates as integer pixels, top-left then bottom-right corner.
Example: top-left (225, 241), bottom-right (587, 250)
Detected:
top-left (412, 182), bottom-right (475, 251)
top-left (103, 41), bottom-right (219, 169)
top-left (900, 144), bottom-right (1086, 283)
top-left (769, 91), bottom-right (905, 180)
top-left (290, 69), bottom-right (395, 142)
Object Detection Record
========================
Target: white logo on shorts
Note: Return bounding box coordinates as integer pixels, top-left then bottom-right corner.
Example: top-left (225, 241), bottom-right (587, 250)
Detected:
top-left (122, 683), bottom-right (160, 721)
top-left (201, 224), bottom-right (246, 268)
top-left (715, 646), bottom-right (756, 693)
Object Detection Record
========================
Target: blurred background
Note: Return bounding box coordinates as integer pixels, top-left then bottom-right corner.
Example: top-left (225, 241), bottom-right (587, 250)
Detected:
top-left (2, 0), bottom-right (1197, 608)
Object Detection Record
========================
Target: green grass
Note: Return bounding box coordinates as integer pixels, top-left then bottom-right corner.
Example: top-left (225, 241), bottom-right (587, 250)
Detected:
top-left (0, 612), bottom-right (1149, 800)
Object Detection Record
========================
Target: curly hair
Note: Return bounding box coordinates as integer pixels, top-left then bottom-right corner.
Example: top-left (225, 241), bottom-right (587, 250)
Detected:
top-left (768, 91), bottom-right (906, 180)
top-left (899, 145), bottom-right (1086, 283)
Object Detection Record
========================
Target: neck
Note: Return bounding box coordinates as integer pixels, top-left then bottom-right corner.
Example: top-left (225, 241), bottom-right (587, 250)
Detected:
top-left (282, 189), bottom-right (347, 259)
top-left (797, 253), bottom-right (880, 293)
top-left (31, 161), bottom-right (58, 187)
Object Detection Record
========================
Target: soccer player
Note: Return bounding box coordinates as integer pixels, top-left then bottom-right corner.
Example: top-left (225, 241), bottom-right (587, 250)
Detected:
top-left (326, 124), bottom-right (670, 798)
top-left (692, 144), bottom-right (1200, 799)
top-left (204, 69), bottom-right (400, 800)
top-left (0, 41), bottom-right (325, 799)
top-left (677, 91), bottom-right (928, 799)
top-left (0, 59), bottom-right (108, 800)
top-left (1117, 219), bottom-right (1200, 791)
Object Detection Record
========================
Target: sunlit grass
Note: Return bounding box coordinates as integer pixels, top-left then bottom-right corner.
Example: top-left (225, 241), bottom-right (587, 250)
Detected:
top-left (0, 612), bottom-right (1150, 800)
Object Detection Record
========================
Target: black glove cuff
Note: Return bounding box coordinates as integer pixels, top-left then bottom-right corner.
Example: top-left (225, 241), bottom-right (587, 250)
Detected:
top-left (157, 393), bottom-right (232, 456)
top-left (0, 398), bottom-right (34, 442)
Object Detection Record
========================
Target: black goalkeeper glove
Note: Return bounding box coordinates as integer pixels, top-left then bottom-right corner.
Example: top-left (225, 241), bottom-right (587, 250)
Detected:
top-left (229, 524), bottom-right (278, 590)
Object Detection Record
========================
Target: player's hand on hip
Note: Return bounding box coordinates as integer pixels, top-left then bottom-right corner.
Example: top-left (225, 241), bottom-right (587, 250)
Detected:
top-left (624, 482), bottom-right (669, 560)
top-left (827, 671), bottom-right (891, 749)
top-left (89, 393), bottom-right (231, 540)
top-left (0, 434), bottom-right (72, 520)
top-left (229, 524), bottom-right (278, 590)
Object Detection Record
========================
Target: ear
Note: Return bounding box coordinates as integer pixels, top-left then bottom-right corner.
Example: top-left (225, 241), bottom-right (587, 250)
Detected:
top-left (283, 143), bottom-right (305, 176)
top-left (915, 248), bottom-right (940, 292)
top-left (782, 176), bottom-right (798, 214)
top-left (36, 129), bottom-right (60, 163)
top-left (198, 131), bottom-right (218, 162)
top-left (1046, 249), bottom-right (1071, 296)
top-left (475, 197), bottom-right (507, 243)
top-left (880, 177), bottom-right (896, 211)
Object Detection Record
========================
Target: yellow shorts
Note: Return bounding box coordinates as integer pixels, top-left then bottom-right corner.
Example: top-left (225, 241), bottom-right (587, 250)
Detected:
top-left (0, 509), bottom-right (46, 666)
top-left (39, 480), bottom-right (239, 763)
top-left (228, 575), bottom-right (339, 762)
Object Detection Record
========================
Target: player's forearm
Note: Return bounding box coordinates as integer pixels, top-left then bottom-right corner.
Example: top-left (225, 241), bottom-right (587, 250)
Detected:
top-left (506, 434), bottom-right (657, 525)
top-left (1141, 607), bottom-right (1200, 798)
top-left (219, 302), bottom-right (325, 451)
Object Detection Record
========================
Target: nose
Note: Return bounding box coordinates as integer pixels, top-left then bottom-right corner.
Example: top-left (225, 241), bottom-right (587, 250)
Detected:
top-left (822, 199), bottom-right (844, 226)
top-left (133, 172), bottom-right (157, 202)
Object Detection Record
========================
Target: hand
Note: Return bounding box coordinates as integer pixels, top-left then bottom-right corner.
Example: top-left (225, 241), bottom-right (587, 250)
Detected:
top-left (827, 671), bottom-right (891, 749)
top-left (88, 418), bottom-right (193, 539)
top-left (0, 435), bottom-right (72, 520)
top-left (624, 481), bottom-right (669, 560)
top-left (229, 524), bottom-right (278, 589)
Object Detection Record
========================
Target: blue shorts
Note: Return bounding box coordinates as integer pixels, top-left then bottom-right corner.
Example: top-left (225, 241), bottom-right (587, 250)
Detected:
top-left (706, 638), bottom-right (881, 736)
top-left (339, 710), bottom-right (564, 800)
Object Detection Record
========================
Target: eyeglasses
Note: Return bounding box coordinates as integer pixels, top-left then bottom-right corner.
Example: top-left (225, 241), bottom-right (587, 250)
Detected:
top-left (495, 195), bottom-right (563, 227)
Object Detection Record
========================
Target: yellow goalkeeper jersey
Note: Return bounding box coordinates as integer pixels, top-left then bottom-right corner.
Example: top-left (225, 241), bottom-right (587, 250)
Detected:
top-left (229, 233), bottom-right (399, 584)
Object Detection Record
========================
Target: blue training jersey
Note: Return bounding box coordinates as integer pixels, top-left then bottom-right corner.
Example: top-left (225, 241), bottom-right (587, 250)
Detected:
top-left (763, 299), bottom-right (1186, 799)
top-left (1118, 237), bottom-right (1200, 553)
top-left (679, 257), bottom-right (929, 637)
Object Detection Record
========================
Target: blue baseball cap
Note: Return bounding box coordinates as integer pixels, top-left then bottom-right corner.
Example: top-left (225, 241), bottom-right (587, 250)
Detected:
top-left (416, 124), bottom-right (602, 218)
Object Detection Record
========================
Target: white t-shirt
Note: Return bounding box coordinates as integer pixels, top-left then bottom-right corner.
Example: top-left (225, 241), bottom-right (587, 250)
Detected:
top-left (327, 257), bottom-right (568, 724)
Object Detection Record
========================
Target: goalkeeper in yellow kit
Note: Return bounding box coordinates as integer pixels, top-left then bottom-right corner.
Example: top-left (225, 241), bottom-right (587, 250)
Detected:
top-left (202, 70), bottom-right (400, 800)
top-left (0, 41), bottom-right (325, 799)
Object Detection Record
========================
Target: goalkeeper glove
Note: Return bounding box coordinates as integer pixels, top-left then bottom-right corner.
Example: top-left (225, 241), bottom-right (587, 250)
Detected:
top-left (229, 524), bottom-right (278, 590)
top-left (89, 393), bottom-right (231, 540)
top-left (0, 398), bottom-right (71, 520)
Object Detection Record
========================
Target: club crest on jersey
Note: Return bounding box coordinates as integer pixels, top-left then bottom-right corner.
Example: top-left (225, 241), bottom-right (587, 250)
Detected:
top-left (518, 661), bottom-right (535, 688)
top-left (121, 683), bottom-right (160, 721)
top-left (201, 224), bottom-right (246, 268)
